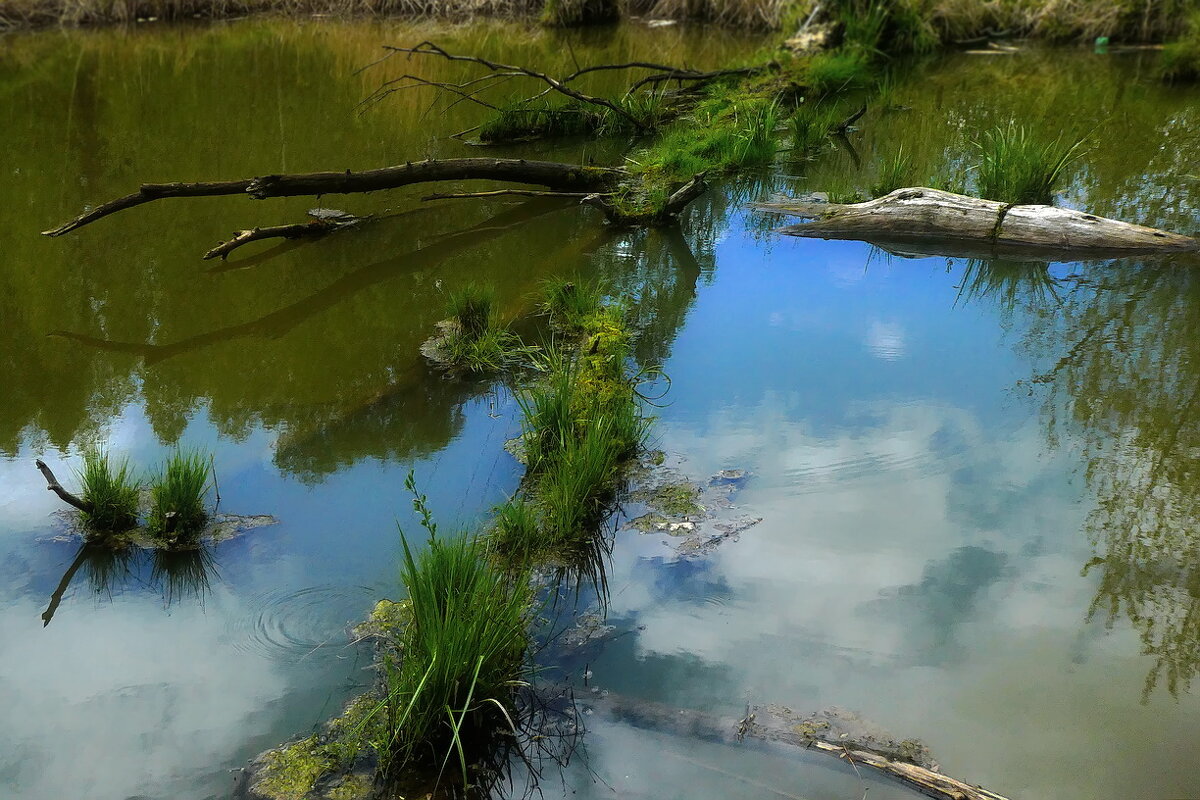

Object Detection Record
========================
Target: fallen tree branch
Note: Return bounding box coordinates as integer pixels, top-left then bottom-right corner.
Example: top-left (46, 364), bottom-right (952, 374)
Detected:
top-left (35, 459), bottom-right (92, 513)
top-left (754, 187), bottom-right (1199, 256)
top-left (43, 158), bottom-right (625, 236)
top-left (202, 213), bottom-right (367, 260)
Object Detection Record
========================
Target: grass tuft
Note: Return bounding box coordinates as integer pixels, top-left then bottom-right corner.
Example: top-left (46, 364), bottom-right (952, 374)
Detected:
top-left (76, 449), bottom-right (140, 532)
top-left (537, 277), bottom-right (605, 331)
top-left (430, 284), bottom-right (530, 374)
top-left (972, 121), bottom-right (1088, 205)
top-left (870, 144), bottom-right (915, 197)
top-left (147, 448), bottom-right (212, 542)
top-left (790, 102), bottom-right (838, 157)
top-left (377, 476), bottom-right (533, 780)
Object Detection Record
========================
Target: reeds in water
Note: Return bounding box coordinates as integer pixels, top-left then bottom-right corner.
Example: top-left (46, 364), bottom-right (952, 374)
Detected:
top-left (972, 122), bottom-right (1087, 205)
top-left (76, 449), bottom-right (140, 533)
top-left (379, 486), bottom-right (533, 780)
top-left (147, 448), bottom-right (212, 541)
top-left (436, 284), bottom-right (528, 374)
top-left (870, 144), bottom-right (915, 198)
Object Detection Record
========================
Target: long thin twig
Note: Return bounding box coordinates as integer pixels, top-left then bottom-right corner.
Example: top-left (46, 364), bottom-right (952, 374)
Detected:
top-left (381, 41), bottom-right (648, 131)
top-left (421, 189), bottom-right (605, 201)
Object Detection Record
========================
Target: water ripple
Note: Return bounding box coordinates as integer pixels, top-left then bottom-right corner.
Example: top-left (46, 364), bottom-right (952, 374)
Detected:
top-left (226, 584), bottom-right (377, 661)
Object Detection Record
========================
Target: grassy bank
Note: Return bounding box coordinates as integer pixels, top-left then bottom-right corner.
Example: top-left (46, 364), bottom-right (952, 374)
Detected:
top-left (5, 0), bottom-right (1196, 39)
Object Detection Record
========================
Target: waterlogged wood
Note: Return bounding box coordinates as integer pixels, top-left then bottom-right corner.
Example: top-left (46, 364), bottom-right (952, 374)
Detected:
top-left (35, 459), bottom-right (92, 513)
top-left (605, 696), bottom-right (1013, 800)
top-left (43, 159), bottom-right (626, 236)
top-left (757, 187), bottom-right (1198, 256)
top-left (202, 217), bottom-right (359, 260)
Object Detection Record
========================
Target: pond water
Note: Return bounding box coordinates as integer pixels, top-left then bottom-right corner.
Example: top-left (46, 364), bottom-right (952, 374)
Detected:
top-left (2, 18), bottom-right (1200, 800)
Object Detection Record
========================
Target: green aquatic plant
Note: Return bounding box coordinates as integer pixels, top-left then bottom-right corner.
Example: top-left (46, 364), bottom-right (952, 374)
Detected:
top-left (75, 449), bottom-right (140, 532)
top-left (870, 144), bottom-right (915, 198)
top-left (477, 99), bottom-right (597, 143)
top-left (447, 284), bottom-right (496, 340)
top-left (147, 449), bottom-right (212, 541)
top-left (431, 284), bottom-right (530, 374)
top-left (1160, 12), bottom-right (1200, 82)
top-left (972, 122), bottom-right (1088, 205)
top-left (537, 277), bottom-right (605, 331)
top-left (377, 480), bottom-right (533, 781)
top-left (790, 103), bottom-right (838, 157)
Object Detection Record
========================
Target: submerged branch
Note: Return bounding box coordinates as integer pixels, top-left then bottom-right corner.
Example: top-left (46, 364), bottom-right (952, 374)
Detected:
top-left (43, 158), bottom-right (625, 236)
top-left (202, 213), bottom-right (368, 260)
top-left (421, 189), bottom-right (602, 201)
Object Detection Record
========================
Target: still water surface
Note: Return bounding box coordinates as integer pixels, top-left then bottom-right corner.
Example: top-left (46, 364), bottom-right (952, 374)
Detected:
top-left (2, 19), bottom-right (1199, 800)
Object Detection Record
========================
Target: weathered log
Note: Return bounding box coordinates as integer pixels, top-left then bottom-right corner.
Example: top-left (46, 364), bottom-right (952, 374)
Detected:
top-left (756, 187), bottom-right (1198, 256)
top-left (43, 158), bottom-right (626, 236)
top-left (35, 459), bottom-right (92, 513)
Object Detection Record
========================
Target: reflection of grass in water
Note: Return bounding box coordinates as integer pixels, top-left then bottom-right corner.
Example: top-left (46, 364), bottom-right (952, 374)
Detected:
top-left (955, 259), bottom-right (1061, 310)
top-left (82, 543), bottom-right (137, 597)
top-left (76, 449), bottom-right (140, 533)
top-left (150, 546), bottom-right (216, 606)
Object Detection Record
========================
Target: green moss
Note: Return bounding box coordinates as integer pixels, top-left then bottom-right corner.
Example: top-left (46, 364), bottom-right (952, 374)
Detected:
top-left (352, 598), bottom-right (412, 641)
top-left (256, 736), bottom-right (334, 800)
top-left (326, 775), bottom-right (373, 800)
top-left (636, 481), bottom-right (703, 517)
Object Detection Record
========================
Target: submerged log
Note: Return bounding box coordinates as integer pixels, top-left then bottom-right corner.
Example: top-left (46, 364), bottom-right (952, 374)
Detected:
top-left (43, 158), bottom-right (626, 236)
top-left (756, 187), bottom-right (1198, 257)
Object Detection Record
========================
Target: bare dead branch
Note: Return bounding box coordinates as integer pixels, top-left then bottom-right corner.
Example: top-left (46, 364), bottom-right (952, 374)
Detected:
top-left (36, 459), bottom-right (92, 513)
top-left (383, 41), bottom-right (648, 131)
top-left (44, 158), bottom-right (625, 237)
top-left (203, 214), bottom-right (366, 260)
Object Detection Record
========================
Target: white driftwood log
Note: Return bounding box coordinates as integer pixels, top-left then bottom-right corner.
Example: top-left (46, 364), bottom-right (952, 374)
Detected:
top-left (755, 188), bottom-right (1198, 258)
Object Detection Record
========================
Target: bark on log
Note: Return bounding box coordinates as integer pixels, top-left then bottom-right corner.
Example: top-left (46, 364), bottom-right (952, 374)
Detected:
top-left (755, 187), bottom-right (1198, 257)
top-left (43, 159), bottom-right (626, 236)
top-left (35, 459), bottom-right (92, 513)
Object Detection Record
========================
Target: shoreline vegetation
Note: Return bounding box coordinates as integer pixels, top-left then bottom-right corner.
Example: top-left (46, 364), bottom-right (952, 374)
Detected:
top-left (1, 0), bottom-right (1196, 43)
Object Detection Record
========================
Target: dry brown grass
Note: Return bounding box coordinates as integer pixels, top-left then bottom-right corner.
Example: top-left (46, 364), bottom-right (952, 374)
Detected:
top-left (927, 0), bottom-right (1194, 42)
top-left (0, 0), bottom-right (1191, 38)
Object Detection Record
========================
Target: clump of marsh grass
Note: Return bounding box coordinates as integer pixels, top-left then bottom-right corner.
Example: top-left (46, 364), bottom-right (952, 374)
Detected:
top-left (537, 277), bottom-right (605, 332)
top-left (376, 475), bottom-right (533, 782)
top-left (789, 103), bottom-right (838, 157)
top-left (633, 94), bottom-right (780, 183)
top-left (147, 449), bottom-right (212, 542)
top-left (972, 122), bottom-right (1088, 205)
top-left (870, 144), bottom-right (915, 198)
top-left (76, 449), bottom-right (140, 533)
top-left (478, 100), bottom-right (598, 143)
top-left (427, 284), bottom-right (530, 374)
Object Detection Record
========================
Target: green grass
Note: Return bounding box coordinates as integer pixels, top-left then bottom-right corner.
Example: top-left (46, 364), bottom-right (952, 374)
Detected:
top-left (433, 284), bottom-right (530, 374)
top-left (537, 277), bottom-right (605, 331)
top-left (790, 103), bottom-right (838, 157)
top-left (377, 481), bottom-right (533, 781)
top-left (870, 144), bottom-right (915, 198)
top-left (807, 50), bottom-right (875, 95)
top-left (147, 449), bottom-right (212, 541)
top-left (477, 100), bottom-right (599, 143)
top-left (631, 95), bottom-right (780, 183)
top-left (972, 122), bottom-right (1088, 204)
top-left (1161, 12), bottom-right (1200, 82)
top-left (76, 449), bottom-right (140, 532)
top-left (447, 284), bottom-right (496, 340)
